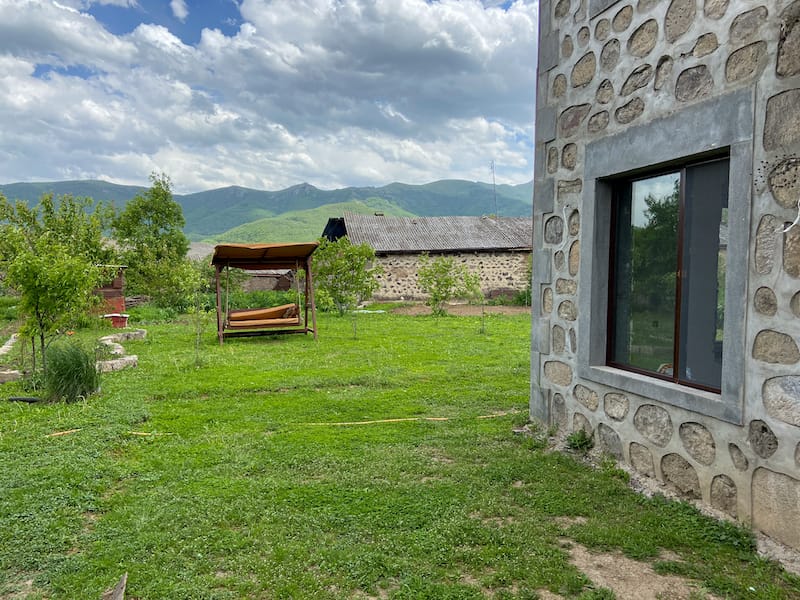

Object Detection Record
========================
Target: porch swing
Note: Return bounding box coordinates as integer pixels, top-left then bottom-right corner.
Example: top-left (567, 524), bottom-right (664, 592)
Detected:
top-left (211, 242), bottom-right (319, 344)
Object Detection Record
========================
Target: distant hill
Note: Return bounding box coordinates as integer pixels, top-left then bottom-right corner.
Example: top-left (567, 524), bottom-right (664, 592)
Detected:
top-left (0, 178), bottom-right (533, 239)
top-left (211, 198), bottom-right (416, 244)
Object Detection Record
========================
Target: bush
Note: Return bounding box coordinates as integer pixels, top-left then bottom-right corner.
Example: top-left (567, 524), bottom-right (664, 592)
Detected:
top-left (44, 341), bottom-right (100, 402)
top-left (417, 254), bottom-right (482, 316)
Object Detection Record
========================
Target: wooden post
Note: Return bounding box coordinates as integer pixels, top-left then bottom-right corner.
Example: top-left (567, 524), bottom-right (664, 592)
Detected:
top-left (306, 257), bottom-right (318, 340)
top-left (215, 264), bottom-right (224, 345)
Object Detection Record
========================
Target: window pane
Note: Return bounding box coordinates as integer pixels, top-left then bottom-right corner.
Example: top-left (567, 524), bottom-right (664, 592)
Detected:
top-left (611, 172), bottom-right (680, 374)
top-left (678, 159), bottom-right (728, 389)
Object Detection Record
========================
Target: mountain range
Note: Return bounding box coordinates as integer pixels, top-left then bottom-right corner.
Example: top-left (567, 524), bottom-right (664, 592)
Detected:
top-left (0, 179), bottom-right (533, 242)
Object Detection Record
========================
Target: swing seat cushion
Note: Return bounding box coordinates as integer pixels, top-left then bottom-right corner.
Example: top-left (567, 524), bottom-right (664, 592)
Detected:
top-left (225, 316), bottom-right (301, 329)
top-left (227, 304), bottom-right (298, 322)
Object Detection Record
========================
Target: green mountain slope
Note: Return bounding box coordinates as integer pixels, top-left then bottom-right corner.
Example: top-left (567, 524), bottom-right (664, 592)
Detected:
top-left (0, 178), bottom-right (533, 239)
top-left (212, 198), bottom-right (415, 244)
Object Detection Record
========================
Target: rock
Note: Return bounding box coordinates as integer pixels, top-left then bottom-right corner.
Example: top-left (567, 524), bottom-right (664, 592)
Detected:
top-left (604, 393), bottom-right (629, 421)
top-left (768, 157), bottom-right (800, 210)
top-left (661, 453), bottom-right (701, 498)
top-left (595, 18), bottom-right (611, 41)
top-left (600, 39), bottom-right (621, 71)
top-left (634, 404), bottom-right (673, 447)
top-left (571, 52), bottom-right (597, 87)
top-left (613, 5), bottom-right (633, 32)
top-left (710, 475), bottom-right (737, 517)
top-left (764, 90), bottom-right (800, 151)
top-left (630, 442), bottom-right (655, 477)
top-left (558, 179), bottom-right (583, 198)
top-left (596, 79), bottom-right (614, 104)
top-left (665, 0), bottom-right (696, 43)
top-left (558, 300), bottom-right (578, 321)
top-left (628, 19), bottom-right (659, 58)
top-left (574, 384), bottom-right (599, 411)
top-left (729, 6), bottom-right (768, 45)
top-left (763, 376), bottom-right (800, 427)
top-left (796, 442), bottom-right (800, 467)
top-left (654, 55), bottom-right (674, 90)
top-left (752, 330), bottom-right (800, 364)
top-left (568, 209), bottom-right (580, 235)
top-left (559, 104), bottom-right (592, 137)
top-left (569, 328), bottom-right (577, 352)
top-left (588, 111), bottom-right (610, 133)
top-left (598, 424), bottom-right (623, 459)
top-left (555, 250), bottom-right (566, 271)
top-left (573, 412), bottom-right (593, 435)
top-left (748, 420), bottom-right (779, 458)
top-left (754, 286), bottom-right (777, 316)
top-left (547, 146), bottom-right (559, 174)
top-left (778, 1), bottom-right (800, 77)
top-left (0, 370), bottom-right (22, 383)
top-left (574, 0), bottom-right (588, 23)
top-left (562, 35), bottom-right (575, 59)
top-left (692, 32), bottom-right (718, 57)
top-left (553, 393), bottom-right (568, 428)
top-left (615, 97), bottom-right (645, 124)
top-left (545, 216), bottom-right (564, 244)
top-left (556, 278), bottom-right (577, 295)
top-left (553, 325), bottom-right (566, 354)
top-left (562, 143), bottom-right (578, 170)
top-left (578, 26), bottom-right (591, 47)
top-left (97, 355), bottom-right (138, 373)
top-left (792, 291), bottom-right (800, 317)
top-left (752, 468), bottom-right (800, 549)
top-left (621, 64), bottom-right (654, 95)
top-left (679, 422), bottom-right (716, 465)
top-left (675, 65), bottom-right (713, 102)
top-left (568, 240), bottom-right (580, 276)
top-left (638, 0), bottom-right (660, 12)
top-left (704, 0), bottom-right (728, 19)
top-left (728, 443), bottom-right (749, 471)
top-left (785, 225), bottom-right (800, 278)
top-left (555, 0), bottom-right (571, 19)
top-left (725, 41), bottom-right (767, 82)
top-left (553, 73), bottom-right (568, 98)
top-left (544, 360), bottom-right (573, 386)
top-left (755, 214), bottom-right (780, 274)
top-left (543, 287), bottom-right (554, 314)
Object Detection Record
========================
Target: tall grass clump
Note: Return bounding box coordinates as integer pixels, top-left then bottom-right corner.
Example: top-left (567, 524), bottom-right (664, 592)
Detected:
top-left (44, 341), bottom-right (100, 402)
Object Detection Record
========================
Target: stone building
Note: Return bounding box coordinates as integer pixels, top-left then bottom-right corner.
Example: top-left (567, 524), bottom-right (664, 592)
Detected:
top-left (323, 213), bottom-right (532, 300)
top-left (531, 0), bottom-right (800, 549)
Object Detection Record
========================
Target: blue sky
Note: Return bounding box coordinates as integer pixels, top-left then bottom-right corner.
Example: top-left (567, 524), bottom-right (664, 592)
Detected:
top-left (0, 0), bottom-right (538, 193)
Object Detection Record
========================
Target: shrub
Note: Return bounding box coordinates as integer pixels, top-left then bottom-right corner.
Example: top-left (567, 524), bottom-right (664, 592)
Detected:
top-left (417, 254), bottom-right (482, 316)
top-left (44, 341), bottom-right (100, 402)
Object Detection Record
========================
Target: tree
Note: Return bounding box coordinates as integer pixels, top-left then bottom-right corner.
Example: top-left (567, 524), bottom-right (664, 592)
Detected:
top-left (112, 172), bottom-right (192, 308)
top-left (417, 254), bottom-right (482, 316)
top-left (0, 193), bottom-right (109, 372)
top-left (313, 236), bottom-right (382, 316)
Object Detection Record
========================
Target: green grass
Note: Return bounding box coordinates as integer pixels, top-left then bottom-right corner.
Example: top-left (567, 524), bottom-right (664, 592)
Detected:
top-left (0, 312), bottom-right (798, 599)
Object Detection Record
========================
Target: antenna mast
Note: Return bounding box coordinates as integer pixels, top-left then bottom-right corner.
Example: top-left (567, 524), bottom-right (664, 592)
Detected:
top-left (490, 159), bottom-right (498, 217)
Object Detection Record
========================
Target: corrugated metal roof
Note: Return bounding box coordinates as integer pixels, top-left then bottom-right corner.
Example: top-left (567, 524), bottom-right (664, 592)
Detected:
top-left (341, 213), bottom-right (532, 253)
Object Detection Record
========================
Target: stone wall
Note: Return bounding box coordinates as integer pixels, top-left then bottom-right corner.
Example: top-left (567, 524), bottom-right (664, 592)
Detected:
top-left (533, 0), bottom-right (800, 549)
top-left (373, 251), bottom-right (531, 300)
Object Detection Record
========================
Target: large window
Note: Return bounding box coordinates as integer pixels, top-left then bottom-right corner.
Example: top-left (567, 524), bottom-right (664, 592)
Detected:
top-left (608, 157), bottom-right (729, 392)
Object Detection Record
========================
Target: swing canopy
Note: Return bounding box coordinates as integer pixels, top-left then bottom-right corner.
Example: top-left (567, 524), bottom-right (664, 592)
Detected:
top-left (211, 242), bottom-right (319, 344)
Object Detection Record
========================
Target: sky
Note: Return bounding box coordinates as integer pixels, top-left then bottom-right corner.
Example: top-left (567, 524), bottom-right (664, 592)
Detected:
top-left (0, 0), bottom-right (538, 194)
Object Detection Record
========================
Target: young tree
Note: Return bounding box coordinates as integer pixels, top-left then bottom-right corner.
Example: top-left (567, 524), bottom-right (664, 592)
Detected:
top-left (313, 237), bottom-right (382, 316)
top-left (417, 254), bottom-right (482, 316)
top-left (112, 172), bottom-right (192, 308)
top-left (0, 193), bottom-right (109, 372)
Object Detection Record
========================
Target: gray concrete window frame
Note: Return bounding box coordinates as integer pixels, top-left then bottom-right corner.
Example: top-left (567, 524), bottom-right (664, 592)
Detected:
top-left (577, 89), bottom-right (754, 425)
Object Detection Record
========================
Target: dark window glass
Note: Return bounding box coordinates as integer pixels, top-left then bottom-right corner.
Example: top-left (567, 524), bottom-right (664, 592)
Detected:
top-left (609, 157), bottom-right (728, 392)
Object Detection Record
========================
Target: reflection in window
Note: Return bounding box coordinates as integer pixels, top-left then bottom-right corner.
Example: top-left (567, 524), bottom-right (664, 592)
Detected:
top-left (609, 157), bottom-right (729, 392)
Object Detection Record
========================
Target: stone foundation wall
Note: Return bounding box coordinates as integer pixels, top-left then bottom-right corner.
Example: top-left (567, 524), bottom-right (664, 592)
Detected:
top-left (373, 251), bottom-right (531, 300)
top-left (533, 0), bottom-right (800, 549)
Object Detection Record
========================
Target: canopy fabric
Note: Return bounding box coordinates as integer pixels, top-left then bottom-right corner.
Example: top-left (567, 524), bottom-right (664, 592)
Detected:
top-left (211, 242), bottom-right (319, 270)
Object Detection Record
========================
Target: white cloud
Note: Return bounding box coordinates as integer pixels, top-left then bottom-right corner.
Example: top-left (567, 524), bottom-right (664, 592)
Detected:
top-left (0, 0), bottom-right (538, 193)
top-left (170, 0), bottom-right (188, 21)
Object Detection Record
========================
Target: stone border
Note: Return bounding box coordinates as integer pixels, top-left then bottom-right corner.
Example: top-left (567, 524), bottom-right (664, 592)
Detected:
top-left (0, 334), bottom-right (21, 383)
top-left (97, 329), bottom-right (146, 373)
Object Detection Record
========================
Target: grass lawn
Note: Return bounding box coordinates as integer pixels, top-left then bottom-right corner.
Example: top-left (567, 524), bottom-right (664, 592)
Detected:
top-left (0, 310), bottom-right (798, 599)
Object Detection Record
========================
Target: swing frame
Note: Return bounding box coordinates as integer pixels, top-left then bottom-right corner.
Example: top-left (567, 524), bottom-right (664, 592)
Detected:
top-left (211, 242), bottom-right (319, 344)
